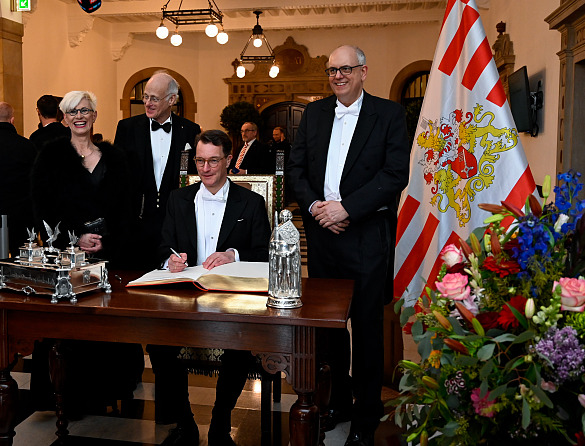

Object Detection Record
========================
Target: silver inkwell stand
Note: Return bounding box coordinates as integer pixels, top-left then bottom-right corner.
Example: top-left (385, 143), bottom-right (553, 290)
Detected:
top-left (0, 222), bottom-right (110, 303)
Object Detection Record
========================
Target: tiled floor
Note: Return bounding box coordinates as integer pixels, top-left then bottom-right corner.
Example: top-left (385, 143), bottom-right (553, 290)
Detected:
top-left (11, 354), bottom-right (405, 446)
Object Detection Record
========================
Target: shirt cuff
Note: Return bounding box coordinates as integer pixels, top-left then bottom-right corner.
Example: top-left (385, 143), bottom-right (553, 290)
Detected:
top-left (226, 248), bottom-right (240, 262)
top-left (309, 200), bottom-right (319, 215)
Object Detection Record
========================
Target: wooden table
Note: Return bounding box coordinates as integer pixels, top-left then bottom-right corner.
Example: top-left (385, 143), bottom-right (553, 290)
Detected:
top-left (0, 271), bottom-right (352, 446)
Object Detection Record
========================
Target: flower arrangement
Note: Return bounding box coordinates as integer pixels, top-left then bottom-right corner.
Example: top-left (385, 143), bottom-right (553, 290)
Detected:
top-left (393, 171), bottom-right (585, 445)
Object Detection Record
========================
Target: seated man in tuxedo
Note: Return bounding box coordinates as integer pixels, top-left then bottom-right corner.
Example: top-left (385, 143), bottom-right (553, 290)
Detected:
top-left (148, 129), bottom-right (271, 446)
top-left (229, 121), bottom-right (275, 175)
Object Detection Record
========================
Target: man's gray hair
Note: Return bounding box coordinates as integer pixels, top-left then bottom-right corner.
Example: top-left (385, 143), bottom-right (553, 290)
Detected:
top-left (153, 70), bottom-right (180, 96)
top-left (355, 47), bottom-right (366, 65)
top-left (0, 102), bottom-right (14, 122)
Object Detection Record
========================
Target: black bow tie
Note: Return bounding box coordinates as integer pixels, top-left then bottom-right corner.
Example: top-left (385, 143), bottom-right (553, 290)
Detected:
top-left (152, 121), bottom-right (172, 133)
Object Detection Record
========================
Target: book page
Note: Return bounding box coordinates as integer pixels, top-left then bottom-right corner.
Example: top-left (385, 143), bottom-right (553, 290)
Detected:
top-left (126, 262), bottom-right (269, 287)
top-left (204, 262), bottom-right (268, 279)
top-left (126, 265), bottom-right (208, 286)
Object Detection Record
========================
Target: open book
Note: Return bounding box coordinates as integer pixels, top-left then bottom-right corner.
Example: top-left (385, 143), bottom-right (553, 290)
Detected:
top-left (126, 261), bottom-right (269, 293)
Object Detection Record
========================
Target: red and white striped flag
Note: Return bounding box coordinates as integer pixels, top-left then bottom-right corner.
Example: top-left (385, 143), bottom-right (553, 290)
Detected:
top-left (394, 0), bottom-right (536, 305)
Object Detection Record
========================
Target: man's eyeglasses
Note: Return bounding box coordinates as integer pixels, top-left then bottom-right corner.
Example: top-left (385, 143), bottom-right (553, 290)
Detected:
top-left (66, 107), bottom-right (93, 116)
top-left (240, 129), bottom-right (255, 133)
top-left (324, 65), bottom-right (363, 77)
top-left (194, 156), bottom-right (225, 168)
top-left (142, 93), bottom-right (172, 104)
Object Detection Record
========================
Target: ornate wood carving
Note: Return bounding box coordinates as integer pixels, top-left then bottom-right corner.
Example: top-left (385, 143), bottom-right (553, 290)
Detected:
top-left (254, 352), bottom-right (291, 382)
top-left (224, 37), bottom-right (331, 112)
top-left (491, 22), bottom-right (515, 99)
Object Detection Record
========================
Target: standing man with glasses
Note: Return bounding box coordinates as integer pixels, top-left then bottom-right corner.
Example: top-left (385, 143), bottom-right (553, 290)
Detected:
top-left (114, 70), bottom-right (201, 270)
top-left (150, 129), bottom-right (270, 446)
top-left (287, 45), bottom-right (410, 446)
top-left (229, 121), bottom-right (275, 175)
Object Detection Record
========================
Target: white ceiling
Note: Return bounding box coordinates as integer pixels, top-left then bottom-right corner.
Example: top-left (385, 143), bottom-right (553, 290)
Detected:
top-left (55, 0), bottom-right (491, 34)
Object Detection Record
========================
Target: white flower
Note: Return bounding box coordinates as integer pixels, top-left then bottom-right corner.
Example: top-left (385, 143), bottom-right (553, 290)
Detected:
top-left (554, 214), bottom-right (569, 232)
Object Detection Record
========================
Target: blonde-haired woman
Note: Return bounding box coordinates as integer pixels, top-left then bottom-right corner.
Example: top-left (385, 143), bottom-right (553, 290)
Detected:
top-left (30, 90), bottom-right (143, 417)
top-left (32, 90), bottom-right (129, 262)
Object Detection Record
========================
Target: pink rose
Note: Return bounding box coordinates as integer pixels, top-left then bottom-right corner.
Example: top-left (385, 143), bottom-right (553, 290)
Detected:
top-left (441, 244), bottom-right (464, 267)
top-left (554, 277), bottom-right (585, 312)
top-left (436, 273), bottom-right (470, 301)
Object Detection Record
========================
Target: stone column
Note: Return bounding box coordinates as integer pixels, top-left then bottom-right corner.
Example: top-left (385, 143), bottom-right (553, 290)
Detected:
top-left (546, 0), bottom-right (585, 176)
top-left (0, 17), bottom-right (24, 135)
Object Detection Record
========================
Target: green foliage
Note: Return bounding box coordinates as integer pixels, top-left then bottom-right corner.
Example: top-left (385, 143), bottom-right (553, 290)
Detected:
top-left (219, 101), bottom-right (261, 139)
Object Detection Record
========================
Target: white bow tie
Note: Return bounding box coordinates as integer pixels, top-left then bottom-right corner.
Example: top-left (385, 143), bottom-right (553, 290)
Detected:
top-left (335, 103), bottom-right (359, 119)
top-left (201, 188), bottom-right (226, 202)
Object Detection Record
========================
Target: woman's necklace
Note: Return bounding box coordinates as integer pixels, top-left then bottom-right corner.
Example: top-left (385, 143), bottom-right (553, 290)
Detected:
top-left (80, 149), bottom-right (95, 159)
top-left (73, 142), bottom-right (96, 159)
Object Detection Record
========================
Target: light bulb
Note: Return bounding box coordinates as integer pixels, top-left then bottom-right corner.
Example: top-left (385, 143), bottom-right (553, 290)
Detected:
top-left (170, 31), bottom-right (182, 46)
top-left (156, 23), bottom-right (169, 39)
top-left (216, 31), bottom-right (228, 45)
top-left (205, 23), bottom-right (218, 38)
top-left (253, 37), bottom-right (263, 48)
top-left (236, 65), bottom-right (246, 78)
top-left (269, 65), bottom-right (279, 78)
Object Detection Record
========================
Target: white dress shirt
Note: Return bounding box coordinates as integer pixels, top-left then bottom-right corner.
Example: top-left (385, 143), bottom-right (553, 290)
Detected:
top-left (194, 181), bottom-right (239, 266)
top-left (323, 91), bottom-right (364, 202)
top-left (150, 117), bottom-right (172, 191)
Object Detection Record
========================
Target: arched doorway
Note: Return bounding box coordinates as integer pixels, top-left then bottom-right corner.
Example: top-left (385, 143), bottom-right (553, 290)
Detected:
top-left (390, 60), bottom-right (432, 147)
top-left (120, 67), bottom-right (197, 121)
top-left (259, 101), bottom-right (306, 144)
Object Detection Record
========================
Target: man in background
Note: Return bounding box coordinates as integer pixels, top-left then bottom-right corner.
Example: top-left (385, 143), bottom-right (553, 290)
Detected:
top-left (287, 45), bottom-right (410, 446)
top-left (272, 126), bottom-right (293, 204)
top-left (229, 121), bottom-right (275, 175)
top-left (29, 95), bottom-right (69, 151)
top-left (114, 71), bottom-right (201, 270)
top-left (0, 102), bottom-right (37, 257)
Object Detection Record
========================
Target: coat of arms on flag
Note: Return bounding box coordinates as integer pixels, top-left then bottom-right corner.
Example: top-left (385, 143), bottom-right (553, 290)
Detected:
top-left (394, 0), bottom-right (536, 306)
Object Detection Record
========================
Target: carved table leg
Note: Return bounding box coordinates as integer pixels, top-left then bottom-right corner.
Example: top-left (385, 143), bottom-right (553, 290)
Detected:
top-left (0, 368), bottom-right (18, 446)
top-left (290, 326), bottom-right (320, 446)
top-left (49, 341), bottom-right (69, 443)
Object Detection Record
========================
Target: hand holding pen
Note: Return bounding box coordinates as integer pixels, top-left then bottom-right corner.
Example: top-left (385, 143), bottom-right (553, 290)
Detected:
top-left (169, 248), bottom-right (188, 273)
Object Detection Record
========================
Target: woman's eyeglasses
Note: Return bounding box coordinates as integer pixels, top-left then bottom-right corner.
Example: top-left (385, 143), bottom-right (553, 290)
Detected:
top-left (66, 108), bottom-right (93, 116)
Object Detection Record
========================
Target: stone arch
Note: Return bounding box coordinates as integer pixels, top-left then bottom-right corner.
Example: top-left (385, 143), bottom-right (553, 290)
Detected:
top-left (120, 67), bottom-right (197, 121)
top-left (389, 60), bottom-right (432, 102)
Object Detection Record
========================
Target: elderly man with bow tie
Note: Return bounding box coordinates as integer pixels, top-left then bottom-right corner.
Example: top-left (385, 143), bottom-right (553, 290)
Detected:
top-left (149, 129), bottom-right (271, 446)
top-left (114, 71), bottom-right (201, 270)
top-left (287, 45), bottom-right (411, 446)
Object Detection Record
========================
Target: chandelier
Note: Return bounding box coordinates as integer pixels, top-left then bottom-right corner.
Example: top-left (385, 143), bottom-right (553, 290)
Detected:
top-left (155, 0), bottom-right (228, 47)
top-left (236, 11), bottom-right (279, 78)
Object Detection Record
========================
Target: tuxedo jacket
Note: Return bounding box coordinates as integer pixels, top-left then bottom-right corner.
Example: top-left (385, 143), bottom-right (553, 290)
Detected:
top-left (287, 92), bottom-right (410, 223)
top-left (0, 122), bottom-right (37, 255)
top-left (114, 113), bottom-right (201, 223)
top-left (229, 140), bottom-right (275, 174)
top-left (158, 180), bottom-right (270, 266)
top-left (29, 121), bottom-right (70, 152)
top-left (287, 92), bottom-right (410, 300)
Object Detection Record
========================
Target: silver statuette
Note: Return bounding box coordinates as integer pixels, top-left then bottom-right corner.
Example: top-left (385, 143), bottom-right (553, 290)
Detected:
top-left (267, 209), bottom-right (302, 309)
